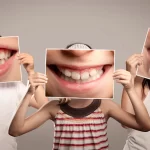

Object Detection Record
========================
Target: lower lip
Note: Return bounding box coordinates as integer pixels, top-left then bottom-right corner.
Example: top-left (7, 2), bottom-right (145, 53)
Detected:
top-left (52, 66), bottom-right (111, 92)
top-left (0, 54), bottom-right (16, 77)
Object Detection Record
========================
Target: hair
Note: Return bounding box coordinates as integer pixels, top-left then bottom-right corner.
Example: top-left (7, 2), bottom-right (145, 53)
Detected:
top-left (66, 42), bottom-right (92, 49)
top-left (142, 78), bottom-right (150, 89)
top-left (0, 35), bottom-right (1, 37)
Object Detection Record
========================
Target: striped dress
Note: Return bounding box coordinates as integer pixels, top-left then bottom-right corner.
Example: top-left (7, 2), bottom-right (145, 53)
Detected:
top-left (53, 99), bottom-right (109, 150)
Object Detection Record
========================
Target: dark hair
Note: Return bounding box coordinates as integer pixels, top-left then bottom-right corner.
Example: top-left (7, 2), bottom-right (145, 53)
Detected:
top-left (66, 42), bottom-right (92, 49)
top-left (142, 78), bottom-right (150, 89)
top-left (0, 35), bottom-right (1, 37)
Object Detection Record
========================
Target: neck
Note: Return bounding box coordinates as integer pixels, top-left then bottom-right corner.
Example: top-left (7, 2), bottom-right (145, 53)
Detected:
top-left (69, 99), bottom-right (94, 108)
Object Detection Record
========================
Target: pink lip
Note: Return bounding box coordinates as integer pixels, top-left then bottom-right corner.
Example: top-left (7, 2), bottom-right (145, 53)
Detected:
top-left (0, 54), bottom-right (16, 77)
top-left (51, 65), bottom-right (111, 92)
top-left (57, 64), bottom-right (104, 70)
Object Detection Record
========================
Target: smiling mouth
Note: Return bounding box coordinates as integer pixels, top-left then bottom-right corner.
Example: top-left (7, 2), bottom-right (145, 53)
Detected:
top-left (47, 64), bottom-right (111, 83)
top-left (0, 49), bottom-right (16, 65)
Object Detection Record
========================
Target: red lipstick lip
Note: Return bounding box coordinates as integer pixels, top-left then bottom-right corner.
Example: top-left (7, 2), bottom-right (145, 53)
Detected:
top-left (0, 46), bottom-right (18, 51)
top-left (49, 65), bottom-right (112, 93)
top-left (0, 52), bottom-right (16, 78)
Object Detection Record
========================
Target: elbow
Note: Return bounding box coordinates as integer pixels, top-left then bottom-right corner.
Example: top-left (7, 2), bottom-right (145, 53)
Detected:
top-left (8, 128), bottom-right (22, 137)
top-left (140, 125), bottom-right (150, 132)
top-left (121, 124), bottom-right (128, 129)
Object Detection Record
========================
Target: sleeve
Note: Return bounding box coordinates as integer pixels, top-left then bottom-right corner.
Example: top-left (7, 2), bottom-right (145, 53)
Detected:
top-left (16, 81), bottom-right (30, 107)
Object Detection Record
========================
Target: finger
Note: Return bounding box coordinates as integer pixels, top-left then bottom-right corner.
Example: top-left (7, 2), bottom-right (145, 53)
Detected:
top-left (31, 83), bottom-right (46, 87)
top-left (17, 54), bottom-right (33, 60)
top-left (127, 54), bottom-right (141, 62)
top-left (35, 72), bottom-right (47, 77)
top-left (20, 58), bottom-right (33, 64)
top-left (115, 79), bottom-right (129, 85)
top-left (113, 70), bottom-right (130, 76)
top-left (30, 78), bottom-right (48, 84)
top-left (113, 75), bottom-right (130, 81)
top-left (29, 76), bottom-right (48, 81)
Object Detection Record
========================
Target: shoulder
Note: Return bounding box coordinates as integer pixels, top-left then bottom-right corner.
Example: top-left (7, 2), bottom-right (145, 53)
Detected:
top-left (101, 99), bottom-right (117, 108)
top-left (100, 99), bottom-right (119, 115)
top-left (45, 100), bottom-right (60, 120)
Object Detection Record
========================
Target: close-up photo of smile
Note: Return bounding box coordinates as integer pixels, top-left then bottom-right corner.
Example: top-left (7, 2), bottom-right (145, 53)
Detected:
top-left (46, 48), bottom-right (114, 98)
top-left (137, 29), bottom-right (150, 79)
top-left (0, 36), bottom-right (21, 82)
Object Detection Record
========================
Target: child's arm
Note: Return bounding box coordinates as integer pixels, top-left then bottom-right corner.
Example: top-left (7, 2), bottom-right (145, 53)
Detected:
top-left (121, 54), bottom-right (143, 128)
top-left (110, 69), bottom-right (150, 131)
top-left (9, 89), bottom-right (56, 137)
top-left (28, 72), bottom-right (49, 108)
top-left (18, 53), bottom-right (48, 108)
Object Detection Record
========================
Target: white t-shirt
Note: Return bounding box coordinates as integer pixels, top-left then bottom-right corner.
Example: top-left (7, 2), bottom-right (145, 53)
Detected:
top-left (123, 91), bottom-right (150, 150)
top-left (0, 82), bottom-right (28, 150)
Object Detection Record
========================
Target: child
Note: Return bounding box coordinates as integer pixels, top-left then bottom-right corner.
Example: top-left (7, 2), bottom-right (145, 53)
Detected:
top-left (122, 53), bottom-right (150, 150)
top-left (0, 35), bottom-right (48, 150)
top-left (9, 44), bottom-right (150, 150)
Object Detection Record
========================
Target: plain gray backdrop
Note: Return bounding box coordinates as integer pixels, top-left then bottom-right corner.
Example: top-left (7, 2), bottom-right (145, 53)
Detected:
top-left (0, 0), bottom-right (150, 150)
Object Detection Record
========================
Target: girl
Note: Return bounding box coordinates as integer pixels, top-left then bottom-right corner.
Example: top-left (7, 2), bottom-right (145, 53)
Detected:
top-left (8, 44), bottom-right (150, 150)
top-left (122, 54), bottom-right (150, 150)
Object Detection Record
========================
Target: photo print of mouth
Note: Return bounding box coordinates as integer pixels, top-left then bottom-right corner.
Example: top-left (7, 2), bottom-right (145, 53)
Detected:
top-left (0, 36), bottom-right (22, 82)
top-left (45, 49), bottom-right (115, 99)
top-left (137, 28), bottom-right (150, 79)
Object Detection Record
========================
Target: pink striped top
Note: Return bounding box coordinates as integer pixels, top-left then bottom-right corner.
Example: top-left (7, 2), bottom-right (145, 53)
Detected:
top-left (53, 102), bottom-right (109, 150)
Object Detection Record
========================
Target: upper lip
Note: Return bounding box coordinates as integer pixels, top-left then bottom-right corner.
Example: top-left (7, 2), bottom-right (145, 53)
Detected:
top-left (0, 47), bottom-right (18, 51)
top-left (52, 64), bottom-right (106, 70)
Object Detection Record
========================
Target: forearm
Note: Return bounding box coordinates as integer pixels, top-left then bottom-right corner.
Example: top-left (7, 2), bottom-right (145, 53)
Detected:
top-left (34, 85), bottom-right (48, 107)
top-left (126, 88), bottom-right (150, 129)
top-left (9, 91), bottom-right (32, 135)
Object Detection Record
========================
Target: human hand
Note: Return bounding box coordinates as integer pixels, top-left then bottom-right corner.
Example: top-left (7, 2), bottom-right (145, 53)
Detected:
top-left (113, 69), bottom-right (134, 91)
top-left (28, 72), bottom-right (48, 93)
top-left (17, 53), bottom-right (34, 75)
top-left (126, 54), bottom-right (143, 78)
top-left (59, 98), bottom-right (71, 104)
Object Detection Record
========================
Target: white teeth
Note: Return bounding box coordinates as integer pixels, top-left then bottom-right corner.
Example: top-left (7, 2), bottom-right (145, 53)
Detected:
top-left (0, 50), bottom-right (11, 59)
top-left (0, 51), bottom-right (5, 59)
top-left (71, 72), bottom-right (80, 80)
top-left (0, 59), bottom-right (5, 65)
top-left (64, 69), bottom-right (71, 77)
top-left (91, 75), bottom-right (97, 80)
top-left (89, 69), bottom-right (97, 76)
top-left (59, 67), bottom-right (104, 82)
top-left (96, 74), bottom-right (100, 79)
top-left (6, 51), bottom-right (11, 58)
top-left (81, 72), bottom-right (89, 80)
top-left (98, 69), bottom-right (103, 76)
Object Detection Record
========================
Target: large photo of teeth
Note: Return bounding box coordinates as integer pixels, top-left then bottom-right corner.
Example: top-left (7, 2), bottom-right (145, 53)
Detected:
top-left (137, 28), bottom-right (150, 79)
top-left (1, 1), bottom-right (150, 150)
top-left (45, 49), bottom-right (114, 98)
top-left (0, 36), bottom-right (22, 82)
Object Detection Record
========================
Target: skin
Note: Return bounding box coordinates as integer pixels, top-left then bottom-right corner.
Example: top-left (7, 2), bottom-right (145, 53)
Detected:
top-left (9, 69), bottom-right (150, 137)
top-left (46, 49), bottom-right (114, 98)
top-left (122, 54), bottom-right (150, 128)
top-left (17, 53), bottom-right (48, 109)
top-left (0, 37), bottom-right (21, 82)
top-left (138, 29), bottom-right (150, 78)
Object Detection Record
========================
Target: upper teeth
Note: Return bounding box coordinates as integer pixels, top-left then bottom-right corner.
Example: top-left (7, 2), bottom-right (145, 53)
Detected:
top-left (0, 50), bottom-right (11, 59)
top-left (59, 67), bottom-right (104, 81)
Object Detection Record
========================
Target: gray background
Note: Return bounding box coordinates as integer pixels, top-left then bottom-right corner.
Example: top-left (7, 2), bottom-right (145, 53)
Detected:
top-left (0, 0), bottom-right (150, 150)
